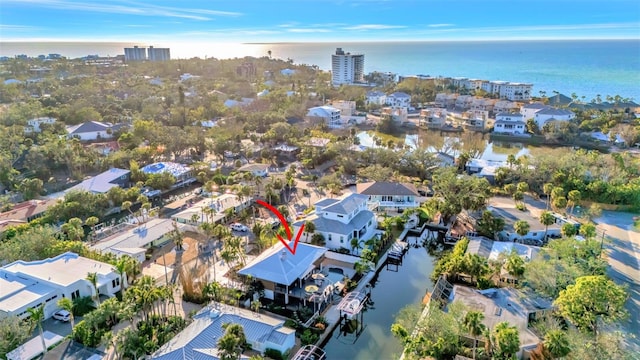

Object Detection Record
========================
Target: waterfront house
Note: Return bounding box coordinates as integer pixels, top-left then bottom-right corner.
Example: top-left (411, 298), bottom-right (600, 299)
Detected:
top-left (237, 163), bottom-right (270, 178)
top-left (494, 113), bottom-right (526, 135)
top-left (520, 102), bottom-right (548, 121)
top-left (447, 285), bottom-right (552, 358)
top-left (152, 303), bottom-right (296, 359)
top-left (385, 92), bottom-right (412, 108)
top-left (292, 193), bottom-right (377, 253)
top-left (533, 108), bottom-right (576, 129)
top-left (67, 168), bottom-right (130, 194)
top-left (90, 218), bottom-right (182, 262)
top-left (238, 243), bottom-right (327, 304)
top-left (381, 106), bottom-right (408, 123)
top-left (305, 105), bottom-right (342, 128)
top-left (0, 252), bottom-right (123, 320)
top-left (356, 181), bottom-right (420, 211)
top-left (418, 108), bottom-right (447, 129)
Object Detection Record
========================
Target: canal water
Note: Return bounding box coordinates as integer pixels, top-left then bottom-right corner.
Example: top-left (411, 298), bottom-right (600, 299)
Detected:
top-left (356, 131), bottom-right (533, 163)
top-left (322, 242), bottom-right (436, 360)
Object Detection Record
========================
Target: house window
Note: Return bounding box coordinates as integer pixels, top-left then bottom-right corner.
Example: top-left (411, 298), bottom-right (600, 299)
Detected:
top-left (340, 236), bottom-right (344, 243)
top-left (337, 215), bottom-right (344, 218)
top-left (368, 220), bottom-right (372, 226)
top-left (112, 278), bottom-right (120, 288)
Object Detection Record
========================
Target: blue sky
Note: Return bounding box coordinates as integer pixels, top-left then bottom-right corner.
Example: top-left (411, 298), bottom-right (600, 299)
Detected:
top-left (1, 0), bottom-right (639, 42)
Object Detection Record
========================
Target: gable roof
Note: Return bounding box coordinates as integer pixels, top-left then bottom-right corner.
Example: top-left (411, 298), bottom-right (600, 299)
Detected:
top-left (68, 168), bottom-right (129, 193)
top-left (0, 199), bottom-right (57, 223)
top-left (535, 108), bottom-right (574, 116)
top-left (388, 92), bottom-right (411, 98)
top-left (237, 243), bottom-right (326, 285)
top-left (293, 209), bottom-right (374, 236)
top-left (66, 121), bottom-right (112, 134)
top-left (153, 303), bottom-right (294, 360)
top-left (356, 182), bottom-right (418, 196)
top-left (322, 193), bottom-right (369, 215)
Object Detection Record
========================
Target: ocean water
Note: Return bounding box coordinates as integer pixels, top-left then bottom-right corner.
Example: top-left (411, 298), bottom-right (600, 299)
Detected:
top-left (1, 40), bottom-right (639, 101)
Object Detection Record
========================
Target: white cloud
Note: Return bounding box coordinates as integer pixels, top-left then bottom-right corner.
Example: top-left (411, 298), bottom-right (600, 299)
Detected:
top-left (287, 28), bottom-right (332, 33)
top-left (0, 24), bottom-right (41, 31)
top-left (428, 23), bottom-right (454, 28)
top-left (342, 24), bottom-right (406, 30)
top-left (3, 0), bottom-right (242, 21)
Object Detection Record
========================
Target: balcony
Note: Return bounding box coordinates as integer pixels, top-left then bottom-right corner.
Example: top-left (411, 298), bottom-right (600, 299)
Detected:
top-left (368, 200), bottom-right (419, 209)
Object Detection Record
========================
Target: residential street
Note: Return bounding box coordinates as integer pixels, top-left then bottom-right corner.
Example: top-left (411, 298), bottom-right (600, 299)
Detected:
top-left (594, 211), bottom-right (640, 354)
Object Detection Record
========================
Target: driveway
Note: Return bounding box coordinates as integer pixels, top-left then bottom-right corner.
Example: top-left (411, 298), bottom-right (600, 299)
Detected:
top-left (37, 315), bottom-right (81, 338)
top-left (595, 211), bottom-right (640, 353)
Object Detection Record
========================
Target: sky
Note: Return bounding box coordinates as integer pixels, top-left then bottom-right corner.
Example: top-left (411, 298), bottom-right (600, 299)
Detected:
top-left (1, 0), bottom-right (639, 43)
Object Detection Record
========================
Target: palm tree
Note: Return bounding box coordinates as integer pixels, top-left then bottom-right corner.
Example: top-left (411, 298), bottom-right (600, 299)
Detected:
top-left (86, 272), bottom-right (100, 305)
top-left (350, 237), bottom-right (363, 255)
top-left (27, 304), bottom-right (47, 355)
top-left (544, 329), bottom-right (571, 358)
top-left (114, 259), bottom-right (128, 292)
top-left (463, 311), bottom-right (486, 360)
top-left (539, 211), bottom-right (556, 243)
top-left (513, 220), bottom-right (530, 240)
top-left (57, 297), bottom-right (75, 330)
top-left (504, 251), bottom-right (525, 278)
top-left (567, 190), bottom-right (581, 218)
top-left (218, 323), bottom-right (247, 360)
top-left (543, 183), bottom-right (554, 210)
top-left (171, 221), bottom-right (184, 251)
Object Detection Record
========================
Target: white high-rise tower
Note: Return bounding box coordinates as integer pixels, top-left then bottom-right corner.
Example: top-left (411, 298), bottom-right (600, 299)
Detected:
top-left (331, 48), bottom-right (364, 86)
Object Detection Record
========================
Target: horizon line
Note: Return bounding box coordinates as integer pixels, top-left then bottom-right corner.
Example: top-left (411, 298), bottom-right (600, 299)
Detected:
top-left (2, 37), bottom-right (639, 44)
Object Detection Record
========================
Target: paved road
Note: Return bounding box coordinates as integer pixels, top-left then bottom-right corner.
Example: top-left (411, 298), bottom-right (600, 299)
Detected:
top-left (594, 211), bottom-right (640, 353)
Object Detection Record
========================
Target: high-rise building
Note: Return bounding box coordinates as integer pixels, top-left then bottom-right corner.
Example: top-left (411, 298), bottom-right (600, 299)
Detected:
top-left (124, 46), bottom-right (147, 62)
top-left (331, 48), bottom-right (365, 86)
top-left (148, 46), bottom-right (171, 61)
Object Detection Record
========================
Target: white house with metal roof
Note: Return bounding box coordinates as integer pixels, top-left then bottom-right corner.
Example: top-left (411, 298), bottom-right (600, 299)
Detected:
top-left (356, 181), bottom-right (419, 211)
top-left (0, 252), bottom-right (122, 320)
top-left (533, 107), bottom-right (576, 129)
top-left (90, 218), bottom-right (182, 262)
top-left (365, 90), bottom-right (386, 105)
top-left (305, 105), bottom-right (342, 128)
top-left (237, 243), bottom-right (327, 304)
top-left (152, 303), bottom-right (296, 359)
top-left (385, 92), bottom-right (411, 108)
top-left (67, 168), bottom-right (130, 194)
top-left (66, 121), bottom-right (126, 141)
top-left (237, 163), bottom-right (270, 178)
top-left (494, 113), bottom-right (526, 135)
top-left (293, 193), bottom-right (377, 253)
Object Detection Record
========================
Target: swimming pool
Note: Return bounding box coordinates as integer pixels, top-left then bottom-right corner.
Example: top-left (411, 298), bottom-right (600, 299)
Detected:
top-left (326, 267), bottom-right (346, 284)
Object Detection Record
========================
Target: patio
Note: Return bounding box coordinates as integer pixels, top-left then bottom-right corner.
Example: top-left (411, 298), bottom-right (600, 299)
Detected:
top-left (288, 265), bottom-right (355, 312)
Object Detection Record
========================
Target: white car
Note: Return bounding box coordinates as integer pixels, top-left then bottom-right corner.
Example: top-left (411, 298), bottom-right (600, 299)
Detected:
top-left (53, 310), bottom-right (71, 322)
top-left (230, 223), bottom-right (249, 232)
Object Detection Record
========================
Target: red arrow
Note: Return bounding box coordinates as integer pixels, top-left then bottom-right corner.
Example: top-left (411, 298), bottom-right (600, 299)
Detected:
top-left (256, 200), bottom-right (306, 255)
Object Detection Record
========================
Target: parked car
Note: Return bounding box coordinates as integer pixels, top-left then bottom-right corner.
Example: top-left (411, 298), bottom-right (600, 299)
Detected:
top-left (230, 223), bottom-right (249, 232)
top-left (53, 310), bottom-right (71, 322)
top-left (270, 220), bottom-right (281, 230)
